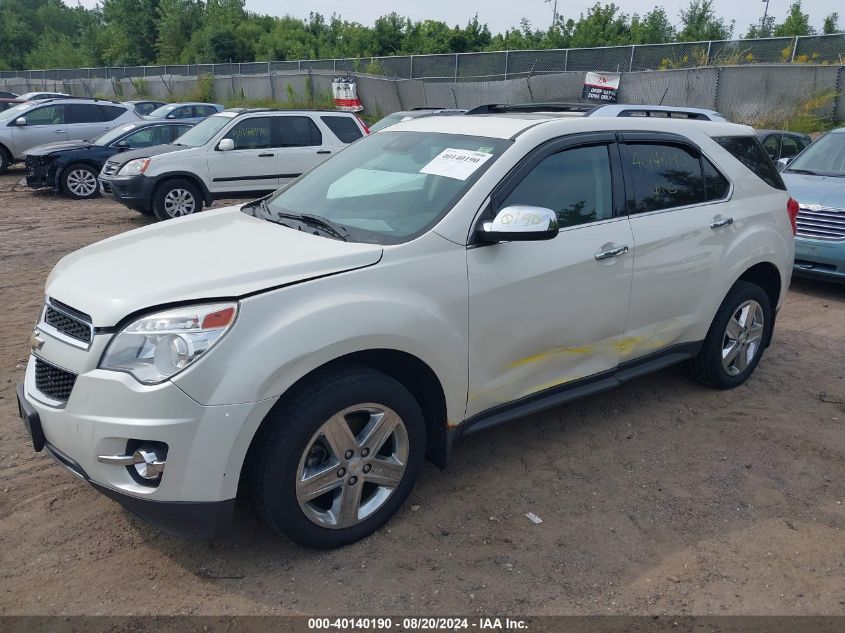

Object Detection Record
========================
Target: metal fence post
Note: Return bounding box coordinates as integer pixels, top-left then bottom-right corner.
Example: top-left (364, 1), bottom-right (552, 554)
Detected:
top-left (791, 36), bottom-right (799, 62)
top-left (564, 49), bottom-right (568, 72)
top-left (629, 45), bottom-right (635, 72)
top-left (705, 41), bottom-right (712, 66)
top-left (454, 54), bottom-right (458, 82)
top-left (409, 55), bottom-right (414, 79)
top-left (504, 50), bottom-right (509, 80)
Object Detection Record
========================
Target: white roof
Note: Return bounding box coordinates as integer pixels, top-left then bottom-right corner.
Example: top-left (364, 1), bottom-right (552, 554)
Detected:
top-left (390, 112), bottom-right (754, 140)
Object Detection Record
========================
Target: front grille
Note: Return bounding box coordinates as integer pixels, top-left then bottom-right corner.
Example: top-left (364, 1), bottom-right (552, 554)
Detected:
top-left (44, 301), bottom-right (92, 344)
top-left (34, 358), bottom-right (77, 402)
top-left (796, 206), bottom-right (845, 241)
top-left (101, 161), bottom-right (119, 177)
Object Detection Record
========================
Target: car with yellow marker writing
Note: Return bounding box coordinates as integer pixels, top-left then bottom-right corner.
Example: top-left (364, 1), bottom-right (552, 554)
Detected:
top-left (17, 104), bottom-right (795, 548)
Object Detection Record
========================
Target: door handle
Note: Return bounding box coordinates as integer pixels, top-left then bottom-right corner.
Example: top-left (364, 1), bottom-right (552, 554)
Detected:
top-left (594, 244), bottom-right (629, 260)
top-left (316, 150), bottom-right (332, 155)
top-left (258, 153), bottom-right (274, 158)
top-left (710, 215), bottom-right (734, 229)
top-left (53, 130), bottom-right (65, 134)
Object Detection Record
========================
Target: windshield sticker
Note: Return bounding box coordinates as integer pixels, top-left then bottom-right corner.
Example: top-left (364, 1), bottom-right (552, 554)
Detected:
top-left (420, 148), bottom-right (494, 181)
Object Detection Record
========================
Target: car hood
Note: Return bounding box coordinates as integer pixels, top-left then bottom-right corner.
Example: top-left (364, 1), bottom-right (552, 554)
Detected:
top-left (782, 172), bottom-right (845, 209)
top-left (24, 140), bottom-right (96, 157)
top-left (45, 206), bottom-right (384, 327)
top-left (104, 144), bottom-right (183, 168)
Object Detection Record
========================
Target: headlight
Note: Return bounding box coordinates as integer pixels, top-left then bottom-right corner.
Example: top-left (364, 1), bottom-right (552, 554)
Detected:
top-left (117, 158), bottom-right (151, 176)
top-left (100, 302), bottom-right (238, 384)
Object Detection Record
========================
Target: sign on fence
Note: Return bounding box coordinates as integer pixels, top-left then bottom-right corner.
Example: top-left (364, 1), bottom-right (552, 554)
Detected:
top-left (582, 72), bottom-right (620, 103)
top-left (332, 75), bottom-right (363, 111)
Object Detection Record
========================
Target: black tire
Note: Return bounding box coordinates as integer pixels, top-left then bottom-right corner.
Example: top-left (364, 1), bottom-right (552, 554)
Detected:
top-left (131, 207), bottom-right (154, 216)
top-left (688, 281), bottom-right (772, 389)
top-left (0, 146), bottom-right (10, 175)
top-left (251, 365), bottom-right (427, 549)
top-left (152, 178), bottom-right (201, 221)
top-left (61, 163), bottom-right (100, 199)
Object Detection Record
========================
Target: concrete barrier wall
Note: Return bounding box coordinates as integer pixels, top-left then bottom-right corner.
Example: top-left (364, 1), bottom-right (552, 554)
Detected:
top-left (2, 66), bottom-right (842, 123)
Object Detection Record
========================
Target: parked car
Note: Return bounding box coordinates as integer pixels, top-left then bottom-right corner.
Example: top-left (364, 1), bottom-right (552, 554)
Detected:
top-left (466, 102), bottom-right (730, 121)
top-left (0, 97), bottom-right (25, 113)
top-left (23, 120), bottom-right (194, 199)
top-left (99, 108), bottom-right (368, 220)
top-left (123, 100), bottom-right (167, 116)
top-left (757, 129), bottom-right (811, 163)
top-left (0, 90), bottom-right (18, 98)
top-left (370, 107), bottom-right (466, 132)
top-left (18, 114), bottom-right (795, 548)
top-left (780, 127), bottom-right (845, 283)
top-left (0, 98), bottom-right (142, 174)
top-left (144, 102), bottom-right (224, 124)
top-left (16, 91), bottom-right (72, 101)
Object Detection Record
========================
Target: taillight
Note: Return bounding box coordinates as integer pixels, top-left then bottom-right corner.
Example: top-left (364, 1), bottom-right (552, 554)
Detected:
top-left (787, 197), bottom-right (799, 235)
top-left (355, 114), bottom-right (370, 134)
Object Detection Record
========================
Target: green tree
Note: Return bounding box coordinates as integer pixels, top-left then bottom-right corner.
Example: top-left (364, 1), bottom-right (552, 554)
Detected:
top-left (744, 15), bottom-right (776, 39)
top-left (773, 1), bottom-right (815, 36)
top-left (629, 8), bottom-right (675, 44)
top-left (570, 4), bottom-right (631, 48)
top-left (678, 0), bottom-right (733, 41)
top-left (822, 12), bottom-right (840, 34)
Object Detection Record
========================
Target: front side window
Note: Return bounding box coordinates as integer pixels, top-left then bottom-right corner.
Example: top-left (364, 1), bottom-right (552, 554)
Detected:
top-left (223, 117), bottom-right (273, 150)
top-left (501, 144), bottom-right (613, 228)
top-left (780, 135), bottom-right (805, 159)
top-left (253, 131), bottom-right (510, 244)
top-left (121, 125), bottom-right (172, 147)
top-left (622, 143), bottom-right (706, 213)
top-left (277, 116), bottom-right (322, 147)
top-left (22, 105), bottom-right (65, 126)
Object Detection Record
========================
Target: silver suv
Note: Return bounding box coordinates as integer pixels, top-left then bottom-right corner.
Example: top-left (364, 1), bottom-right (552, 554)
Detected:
top-left (0, 98), bottom-right (142, 173)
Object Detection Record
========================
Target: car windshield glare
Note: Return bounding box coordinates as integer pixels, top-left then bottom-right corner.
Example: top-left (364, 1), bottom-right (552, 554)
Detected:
top-left (172, 114), bottom-right (232, 147)
top-left (787, 132), bottom-right (845, 176)
top-left (0, 102), bottom-right (32, 121)
top-left (256, 131), bottom-right (510, 244)
top-left (93, 123), bottom-right (139, 146)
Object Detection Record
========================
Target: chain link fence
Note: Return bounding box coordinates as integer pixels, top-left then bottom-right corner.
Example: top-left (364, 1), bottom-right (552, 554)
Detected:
top-left (1, 34), bottom-right (842, 81)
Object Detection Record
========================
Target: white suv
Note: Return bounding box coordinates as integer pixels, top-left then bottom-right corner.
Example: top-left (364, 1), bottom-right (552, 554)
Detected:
top-left (98, 109), bottom-right (368, 221)
top-left (18, 114), bottom-right (796, 548)
top-left (0, 98), bottom-right (141, 173)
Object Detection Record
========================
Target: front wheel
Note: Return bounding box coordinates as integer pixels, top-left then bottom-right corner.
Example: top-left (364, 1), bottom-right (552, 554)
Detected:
top-left (688, 281), bottom-right (772, 389)
top-left (251, 366), bottom-right (427, 549)
top-left (61, 163), bottom-right (100, 199)
top-left (153, 179), bottom-right (201, 221)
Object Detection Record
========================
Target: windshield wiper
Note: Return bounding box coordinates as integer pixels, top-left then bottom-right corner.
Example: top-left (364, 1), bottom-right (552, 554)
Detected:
top-left (271, 210), bottom-right (349, 241)
top-left (785, 168), bottom-right (822, 175)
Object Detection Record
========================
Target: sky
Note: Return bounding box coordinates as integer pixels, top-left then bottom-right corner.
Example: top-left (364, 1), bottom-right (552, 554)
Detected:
top-left (63, 0), bottom-right (841, 36)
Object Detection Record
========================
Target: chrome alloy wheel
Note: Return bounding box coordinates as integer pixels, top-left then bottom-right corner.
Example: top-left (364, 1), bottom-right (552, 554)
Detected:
top-left (162, 188), bottom-right (196, 217)
top-left (296, 403), bottom-right (409, 530)
top-left (66, 169), bottom-right (98, 197)
top-left (721, 299), bottom-right (764, 376)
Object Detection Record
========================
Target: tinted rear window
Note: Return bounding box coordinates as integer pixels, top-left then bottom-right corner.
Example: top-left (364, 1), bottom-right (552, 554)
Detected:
top-left (321, 115), bottom-right (363, 143)
top-left (714, 136), bottom-right (785, 190)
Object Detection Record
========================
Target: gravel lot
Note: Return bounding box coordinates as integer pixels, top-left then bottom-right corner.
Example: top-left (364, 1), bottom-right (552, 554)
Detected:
top-left (0, 166), bottom-right (843, 616)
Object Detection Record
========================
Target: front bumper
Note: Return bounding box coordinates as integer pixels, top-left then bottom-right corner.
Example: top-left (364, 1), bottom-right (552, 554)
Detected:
top-left (98, 173), bottom-right (155, 211)
top-left (24, 157), bottom-right (55, 189)
top-left (18, 354), bottom-right (275, 539)
top-left (794, 238), bottom-right (845, 283)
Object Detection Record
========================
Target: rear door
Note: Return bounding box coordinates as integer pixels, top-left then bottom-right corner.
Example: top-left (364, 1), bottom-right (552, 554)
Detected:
top-left (619, 133), bottom-right (734, 362)
top-left (275, 115), bottom-right (327, 185)
top-left (11, 104), bottom-right (67, 154)
top-left (207, 115), bottom-right (278, 193)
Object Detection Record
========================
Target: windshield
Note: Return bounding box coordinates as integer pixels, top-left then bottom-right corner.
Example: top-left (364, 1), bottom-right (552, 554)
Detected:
top-left (786, 132), bottom-right (845, 176)
top-left (147, 104), bottom-right (180, 119)
top-left (0, 102), bottom-right (32, 122)
top-left (369, 113), bottom-right (414, 133)
top-left (91, 123), bottom-right (139, 146)
top-left (172, 113), bottom-right (233, 147)
top-left (250, 131), bottom-right (510, 244)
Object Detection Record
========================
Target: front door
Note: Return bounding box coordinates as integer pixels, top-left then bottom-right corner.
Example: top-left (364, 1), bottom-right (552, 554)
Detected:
top-left (207, 116), bottom-right (279, 194)
top-left (466, 136), bottom-right (634, 418)
top-left (12, 104), bottom-right (67, 155)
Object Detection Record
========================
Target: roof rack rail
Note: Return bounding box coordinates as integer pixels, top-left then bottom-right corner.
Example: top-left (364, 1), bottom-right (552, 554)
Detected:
top-left (465, 102), bottom-right (597, 115)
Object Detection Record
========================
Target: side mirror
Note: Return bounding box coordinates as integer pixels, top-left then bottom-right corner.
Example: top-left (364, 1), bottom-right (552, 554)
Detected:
top-left (15, 117), bottom-right (26, 126)
top-left (479, 205), bottom-right (559, 242)
top-left (116, 140), bottom-right (130, 149)
top-left (218, 138), bottom-right (235, 152)
top-left (776, 157), bottom-right (792, 172)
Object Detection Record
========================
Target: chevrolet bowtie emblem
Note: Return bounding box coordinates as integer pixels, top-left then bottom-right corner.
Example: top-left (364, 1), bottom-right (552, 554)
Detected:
top-left (30, 329), bottom-right (45, 352)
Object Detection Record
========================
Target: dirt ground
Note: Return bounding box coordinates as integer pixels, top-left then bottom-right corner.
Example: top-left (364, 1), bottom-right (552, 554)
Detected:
top-left (0, 166), bottom-right (843, 617)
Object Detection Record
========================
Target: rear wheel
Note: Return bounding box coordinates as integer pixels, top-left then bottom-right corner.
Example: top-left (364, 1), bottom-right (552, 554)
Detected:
top-left (153, 179), bottom-right (201, 221)
top-left (251, 366), bottom-right (426, 549)
top-left (688, 281), bottom-right (772, 389)
top-left (61, 163), bottom-right (99, 199)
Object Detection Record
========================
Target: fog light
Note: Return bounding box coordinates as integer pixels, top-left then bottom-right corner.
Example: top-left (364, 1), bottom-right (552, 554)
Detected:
top-left (132, 447), bottom-right (166, 480)
top-left (98, 441), bottom-right (168, 486)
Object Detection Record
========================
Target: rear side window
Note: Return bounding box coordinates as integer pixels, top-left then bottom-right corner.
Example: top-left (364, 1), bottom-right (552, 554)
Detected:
top-left (99, 105), bottom-right (127, 121)
top-left (320, 115), bottom-right (363, 143)
top-left (621, 143), bottom-right (706, 213)
top-left (714, 136), bottom-right (785, 190)
top-left (67, 104), bottom-right (103, 124)
top-left (277, 116), bottom-right (322, 147)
